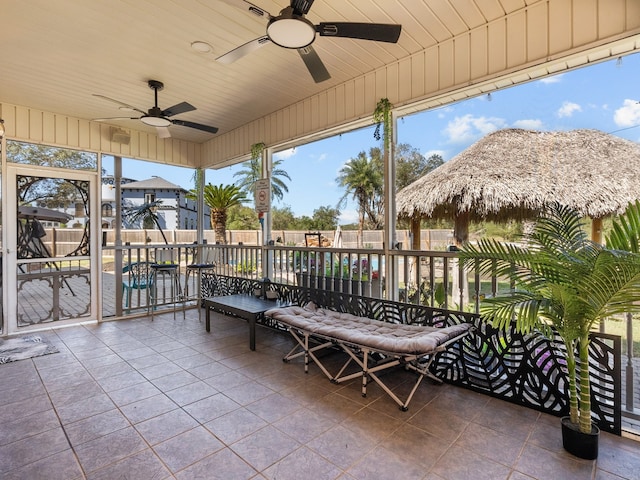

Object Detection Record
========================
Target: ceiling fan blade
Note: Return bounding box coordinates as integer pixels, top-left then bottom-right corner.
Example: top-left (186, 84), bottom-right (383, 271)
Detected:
top-left (156, 126), bottom-right (171, 138)
top-left (298, 46), bottom-right (330, 83)
top-left (92, 116), bottom-right (140, 122)
top-left (92, 94), bottom-right (146, 115)
top-left (171, 119), bottom-right (219, 134)
top-left (219, 0), bottom-right (272, 20)
top-left (216, 36), bottom-right (271, 64)
top-left (317, 23), bottom-right (402, 43)
top-left (291, 0), bottom-right (314, 15)
top-left (162, 101), bottom-right (195, 117)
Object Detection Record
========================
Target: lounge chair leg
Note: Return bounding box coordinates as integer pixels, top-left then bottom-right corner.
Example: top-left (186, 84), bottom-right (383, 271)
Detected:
top-left (361, 350), bottom-right (369, 397)
top-left (303, 332), bottom-right (309, 373)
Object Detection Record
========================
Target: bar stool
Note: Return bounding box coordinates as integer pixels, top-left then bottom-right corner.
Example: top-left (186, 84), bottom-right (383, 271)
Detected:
top-left (150, 249), bottom-right (183, 320)
top-left (184, 245), bottom-right (216, 321)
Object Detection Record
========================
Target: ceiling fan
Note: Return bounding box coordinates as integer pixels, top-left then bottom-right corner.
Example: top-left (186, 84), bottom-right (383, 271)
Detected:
top-left (93, 80), bottom-right (218, 138)
top-left (218, 0), bottom-right (402, 83)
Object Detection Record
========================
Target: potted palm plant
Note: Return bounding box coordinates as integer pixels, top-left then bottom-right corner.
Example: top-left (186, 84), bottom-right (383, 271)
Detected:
top-left (459, 202), bottom-right (640, 459)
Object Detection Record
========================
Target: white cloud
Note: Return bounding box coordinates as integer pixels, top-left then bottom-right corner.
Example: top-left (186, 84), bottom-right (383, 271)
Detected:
top-left (339, 209), bottom-right (359, 225)
top-left (274, 147), bottom-right (296, 160)
top-left (513, 119), bottom-right (543, 130)
top-left (557, 101), bottom-right (582, 118)
top-left (613, 99), bottom-right (640, 127)
top-left (424, 149), bottom-right (447, 160)
top-left (539, 74), bottom-right (564, 84)
top-left (442, 114), bottom-right (507, 143)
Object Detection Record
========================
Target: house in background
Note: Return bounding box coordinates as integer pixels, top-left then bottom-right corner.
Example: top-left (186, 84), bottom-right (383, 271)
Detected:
top-left (100, 175), bottom-right (136, 228)
top-left (100, 175), bottom-right (210, 230)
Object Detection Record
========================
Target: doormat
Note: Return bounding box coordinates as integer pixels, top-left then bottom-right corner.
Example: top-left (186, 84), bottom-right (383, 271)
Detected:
top-left (0, 336), bottom-right (59, 364)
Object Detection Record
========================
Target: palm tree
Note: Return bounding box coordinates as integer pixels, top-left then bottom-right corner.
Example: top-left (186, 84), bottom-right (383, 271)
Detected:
top-left (123, 199), bottom-right (168, 244)
top-left (188, 184), bottom-right (247, 244)
top-left (459, 202), bottom-right (640, 440)
top-left (337, 149), bottom-right (383, 246)
top-left (233, 157), bottom-right (291, 202)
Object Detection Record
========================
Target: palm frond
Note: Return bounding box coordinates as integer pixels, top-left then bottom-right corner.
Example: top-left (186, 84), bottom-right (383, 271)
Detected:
top-left (607, 200), bottom-right (640, 253)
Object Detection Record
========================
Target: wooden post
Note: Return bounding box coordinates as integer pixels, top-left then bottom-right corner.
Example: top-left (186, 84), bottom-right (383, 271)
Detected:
top-left (411, 216), bottom-right (421, 250)
top-left (591, 217), bottom-right (603, 245)
top-left (454, 211), bottom-right (470, 246)
top-left (51, 228), bottom-right (57, 257)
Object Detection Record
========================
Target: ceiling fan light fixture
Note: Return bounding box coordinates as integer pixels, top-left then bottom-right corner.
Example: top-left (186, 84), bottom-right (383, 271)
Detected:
top-left (140, 115), bottom-right (171, 127)
top-left (267, 15), bottom-right (315, 49)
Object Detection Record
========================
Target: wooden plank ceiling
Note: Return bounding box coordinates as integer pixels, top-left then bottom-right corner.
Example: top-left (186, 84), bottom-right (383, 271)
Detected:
top-left (1, 0), bottom-right (639, 166)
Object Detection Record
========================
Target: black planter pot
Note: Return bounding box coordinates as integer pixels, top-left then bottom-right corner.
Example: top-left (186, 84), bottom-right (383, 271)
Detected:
top-left (561, 416), bottom-right (599, 460)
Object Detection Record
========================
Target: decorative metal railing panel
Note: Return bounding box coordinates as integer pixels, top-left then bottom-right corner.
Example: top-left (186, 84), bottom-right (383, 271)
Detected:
top-left (17, 259), bottom-right (91, 325)
top-left (201, 274), bottom-right (621, 434)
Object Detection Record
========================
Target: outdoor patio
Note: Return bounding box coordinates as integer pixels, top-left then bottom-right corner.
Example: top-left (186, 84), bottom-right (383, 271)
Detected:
top-left (1, 309), bottom-right (639, 480)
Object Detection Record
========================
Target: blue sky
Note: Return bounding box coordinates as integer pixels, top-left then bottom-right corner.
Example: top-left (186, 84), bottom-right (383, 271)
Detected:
top-left (110, 52), bottom-right (640, 225)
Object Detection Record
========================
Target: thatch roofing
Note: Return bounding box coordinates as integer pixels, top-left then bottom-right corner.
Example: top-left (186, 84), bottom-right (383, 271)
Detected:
top-left (396, 128), bottom-right (640, 222)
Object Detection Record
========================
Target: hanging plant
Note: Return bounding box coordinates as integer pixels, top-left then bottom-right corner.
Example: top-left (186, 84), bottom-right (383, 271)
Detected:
top-left (373, 98), bottom-right (393, 147)
top-left (250, 142), bottom-right (266, 161)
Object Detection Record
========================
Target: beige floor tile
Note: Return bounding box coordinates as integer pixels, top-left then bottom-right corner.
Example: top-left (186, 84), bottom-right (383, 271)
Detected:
top-left (135, 408), bottom-right (199, 445)
top-left (230, 425), bottom-right (300, 471)
top-left (86, 448), bottom-right (172, 480)
top-left (164, 380), bottom-right (218, 406)
top-left (74, 426), bottom-right (148, 474)
top-left (307, 425), bottom-right (375, 470)
top-left (1, 318), bottom-right (638, 480)
top-left (175, 447), bottom-right (257, 480)
top-left (153, 426), bottom-right (225, 473)
top-left (407, 404), bottom-right (470, 442)
top-left (183, 392), bottom-right (242, 423)
top-left (431, 445), bottom-right (512, 480)
top-left (514, 443), bottom-right (595, 480)
top-left (246, 392), bottom-right (303, 423)
top-left (0, 408), bottom-right (60, 446)
top-left (64, 409), bottom-right (130, 447)
top-left (1, 449), bottom-right (84, 480)
top-left (264, 446), bottom-right (342, 480)
top-left (347, 445), bottom-right (428, 480)
top-left (0, 428), bottom-right (70, 474)
top-left (204, 407), bottom-right (268, 444)
top-left (383, 423), bottom-right (450, 469)
top-left (120, 393), bottom-right (179, 424)
top-left (272, 407), bottom-right (336, 444)
top-left (453, 422), bottom-right (526, 467)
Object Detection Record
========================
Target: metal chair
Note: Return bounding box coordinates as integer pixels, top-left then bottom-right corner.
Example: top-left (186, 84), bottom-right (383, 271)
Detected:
top-left (122, 261), bottom-right (154, 312)
top-left (185, 245), bottom-right (216, 320)
top-left (150, 249), bottom-right (183, 320)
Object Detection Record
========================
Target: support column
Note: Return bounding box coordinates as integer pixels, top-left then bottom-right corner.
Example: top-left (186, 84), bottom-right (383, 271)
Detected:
top-left (262, 147), bottom-right (273, 280)
top-left (591, 217), bottom-right (603, 244)
top-left (114, 156), bottom-right (123, 316)
top-left (383, 111), bottom-right (398, 301)
top-left (195, 168), bottom-right (205, 244)
top-left (411, 216), bottom-right (421, 250)
top-left (454, 211), bottom-right (470, 246)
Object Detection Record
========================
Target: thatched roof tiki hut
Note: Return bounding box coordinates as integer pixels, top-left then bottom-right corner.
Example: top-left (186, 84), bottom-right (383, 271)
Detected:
top-left (396, 128), bottom-right (640, 248)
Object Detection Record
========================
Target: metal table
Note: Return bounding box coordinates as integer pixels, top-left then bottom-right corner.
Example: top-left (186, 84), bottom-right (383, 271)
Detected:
top-left (203, 294), bottom-right (282, 350)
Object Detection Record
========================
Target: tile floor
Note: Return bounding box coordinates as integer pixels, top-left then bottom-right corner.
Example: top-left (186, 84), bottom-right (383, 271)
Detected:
top-left (1, 309), bottom-right (639, 480)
